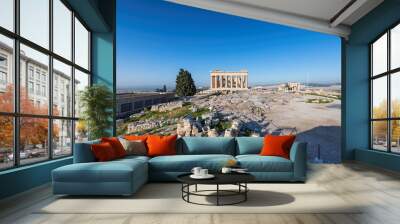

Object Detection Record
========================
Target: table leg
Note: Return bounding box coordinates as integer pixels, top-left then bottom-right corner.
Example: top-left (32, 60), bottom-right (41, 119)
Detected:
top-left (245, 183), bottom-right (247, 201)
top-left (217, 184), bottom-right (219, 206)
top-left (187, 184), bottom-right (190, 202)
top-left (195, 184), bottom-right (198, 192)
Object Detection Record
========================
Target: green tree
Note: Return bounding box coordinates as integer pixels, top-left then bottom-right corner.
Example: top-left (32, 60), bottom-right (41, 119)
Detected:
top-left (175, 68), bottom-right (196, 97)
top-left (79, 84), bottom-right (113, 140)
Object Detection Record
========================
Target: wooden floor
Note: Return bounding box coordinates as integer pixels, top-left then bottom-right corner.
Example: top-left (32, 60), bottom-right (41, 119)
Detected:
top-left (1, 162), bottom-right (400, 224)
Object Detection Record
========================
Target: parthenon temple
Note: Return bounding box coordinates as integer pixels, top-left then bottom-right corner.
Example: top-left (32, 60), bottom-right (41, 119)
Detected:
top-left (210, 70), bottom-right (248, 91)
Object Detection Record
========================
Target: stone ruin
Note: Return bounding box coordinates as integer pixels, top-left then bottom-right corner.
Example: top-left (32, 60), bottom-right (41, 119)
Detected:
top-left (176, 116), bottom-right (202, 137)
top-left (176, 113), bottom-right (244, 137)
top-left (151, 101), bottom-right (183, 112)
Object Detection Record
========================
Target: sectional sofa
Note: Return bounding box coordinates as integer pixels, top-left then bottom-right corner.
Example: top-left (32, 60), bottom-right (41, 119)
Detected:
top-left (52, 137), bottom-right (307, 196)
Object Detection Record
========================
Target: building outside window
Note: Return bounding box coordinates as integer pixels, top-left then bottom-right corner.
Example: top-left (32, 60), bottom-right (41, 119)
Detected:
top-left (0, 54), bottom-right (7, 88)
top-left (0, 0), bottom-right (92, 170)
top-left (36, 83), bottom-right (40, 95)
top-left (0, 55), bottom-right (6, 67)
top-left (35, 70), bottom-right (40, 81)
top-left (0, 71), bottom-right (6, 85)
top-left (28, 66), bottom-right (34, 79)
top-left (41, 85), bottom-right (46, 97)
top-left (28, 81), bottom-right (34, 94)
top-left (371, 23), bottom-right (400, 154)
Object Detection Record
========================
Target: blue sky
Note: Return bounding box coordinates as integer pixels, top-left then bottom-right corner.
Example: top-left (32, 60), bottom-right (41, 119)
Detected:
top-left (117, 0), bottom-right (341, 89)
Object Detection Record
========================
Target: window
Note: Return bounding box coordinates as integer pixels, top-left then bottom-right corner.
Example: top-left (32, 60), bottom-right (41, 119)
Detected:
top-left (0, 34), bottom-right (13, 113)
top-left (370, 23), bottom-right (400, 153)
top-left (28, 67), bottom-right (34, 80)
top-left (19, 117), bottom-right (49, 165)
top-left (0, 71), bottom-right (7, 85)
top-left (53, 119), bottom-right (72, 158)
top-left (0, 116), bottom-right (13, 170)
top-left (0, 54), bottom-right (8, 88)
top-left (74, 17), bottom-right (90, 70)
top-left (53, 0), bottom-right (72, 60)
top-left (42, 85), bottom-right (46, 97)
top-left (35, 70), bottom-right (41, 81)
top-left (0, 0), bottom-right (91, 170)
top-left (28, 81), bottom-right (34, 94)
top-left (20, 0), bottom-right (49, 49)
top-left (0, 55), bottom-right (7, 67)
top-left (74, 69), bottom-right (89, 118)
top-left (0, 0), bottom-right (14, 32)
top-left (53, 59), bottom-right (72, 117)
top-left (36, 84), bottom-right (40, 95)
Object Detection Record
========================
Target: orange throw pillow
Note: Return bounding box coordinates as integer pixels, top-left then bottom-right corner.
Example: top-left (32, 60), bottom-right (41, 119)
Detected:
top-left (146, 135), bottom-right (177, 157)
top-left (91, 142), bottom-right (117, 162)
top-left (260, 135), bottom-right (296, 159)
top-left (124, 135), bottom-right (148, 142)
top-left (101, 137), bottom-right (126, 158)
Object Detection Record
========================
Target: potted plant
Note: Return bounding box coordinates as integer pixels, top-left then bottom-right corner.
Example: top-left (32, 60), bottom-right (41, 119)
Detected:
top-left (79, 84), bottom-right (113, 140)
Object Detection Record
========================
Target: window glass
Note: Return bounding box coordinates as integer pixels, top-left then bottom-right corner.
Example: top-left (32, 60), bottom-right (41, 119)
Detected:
top-left (53, 119), bottom-right (72, 157)
top-left (20, 44), bottom-right (49, 115)
top-left (0, 0), bottom-right (92, 169)
top-left (20, 0), bottom-right (49, 49)
top-left (391, 120), bottom-right (400, 153)
top-left (53, 59), bottom-right (72, 117)
top-left (0, 116), bottom-right (14, 170)
top-left (20, 117), bottom-right (49, 165)
top-left (372, 76), bottom-right (387, 119)
top-left (0, 0), bottom-right (14, 31)
top-left (53, 0), bottom-right (72, 60)
top-left (75, 120), bottom-right (88, 143)
top-left (74, 69), bottom-right (89, 118)
top-left (0, 34), bottom-right (14, 113)
top-left (372, 33), bottom-right (387, 76)
top-left (74, 18), bottom-right (89, 70)
top-left (372, 121), bottom-right (388, 151)
top-left (391, 72), bottom-right (400, 118)
top-left (391, 24), bottom-right (400, 70)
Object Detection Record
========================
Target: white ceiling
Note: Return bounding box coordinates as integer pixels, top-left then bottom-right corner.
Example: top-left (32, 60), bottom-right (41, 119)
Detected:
top-left (229, 0), bottom-right (352, 22)
top-left (167, 0), bottom-right (384, 38)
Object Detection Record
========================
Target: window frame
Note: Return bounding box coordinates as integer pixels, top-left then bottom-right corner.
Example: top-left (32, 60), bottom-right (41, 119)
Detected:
top-left (370, 21), bottom-right (400, 154)
top-left (0, 0), bottom-right (92, 171)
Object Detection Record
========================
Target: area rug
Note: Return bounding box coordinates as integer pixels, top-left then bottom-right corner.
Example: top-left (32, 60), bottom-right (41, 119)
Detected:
top-left (37, 183), bottom-right (361, 214)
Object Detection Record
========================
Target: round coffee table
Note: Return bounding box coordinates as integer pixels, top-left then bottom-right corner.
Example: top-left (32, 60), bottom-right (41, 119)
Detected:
top-left (177, 173), bottom-right (255, 206)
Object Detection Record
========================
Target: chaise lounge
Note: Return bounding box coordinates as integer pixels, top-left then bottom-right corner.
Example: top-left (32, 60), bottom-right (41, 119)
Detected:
top-left (52, 137), bottom-right (307, 196)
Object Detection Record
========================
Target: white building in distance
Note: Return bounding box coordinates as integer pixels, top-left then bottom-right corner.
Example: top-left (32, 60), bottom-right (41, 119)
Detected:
top-left (210, 70), bottom-right (248, 91)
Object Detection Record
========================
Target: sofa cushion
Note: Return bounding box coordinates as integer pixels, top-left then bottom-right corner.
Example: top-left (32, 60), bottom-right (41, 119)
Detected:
top-left (147, 135), bottom-right (177, 157)
top-left (91, 142), bottom-right (118, 162)
top-left (178, 137), bottom-right (235, 155)
top-left (236, 155), bottom-right (293, 172)
top-left (149, 154), bottom-right (235, 172)
top-left (236, 137), bottom-right (263, 155)
top-left (119, 138), bottom-right (147, 156)
top-left (260, 135), bottom-right (296, 159)
top-left (101, 137), bottom-right (127, 158)
top-left (53, 158), bottom-right (147, 183)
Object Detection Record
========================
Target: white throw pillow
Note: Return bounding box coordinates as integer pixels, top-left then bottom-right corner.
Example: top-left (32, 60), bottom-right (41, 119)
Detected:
top-left (119, 138), bottom-right (147, 156)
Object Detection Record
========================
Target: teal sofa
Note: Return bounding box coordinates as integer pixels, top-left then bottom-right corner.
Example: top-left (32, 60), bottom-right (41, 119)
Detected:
top-left (52, 137), bottom-right (307, 196)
